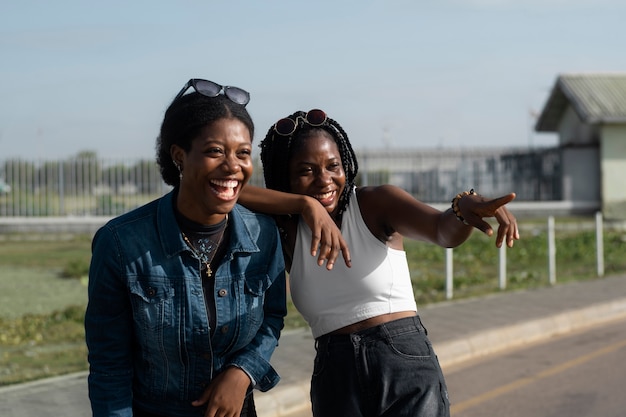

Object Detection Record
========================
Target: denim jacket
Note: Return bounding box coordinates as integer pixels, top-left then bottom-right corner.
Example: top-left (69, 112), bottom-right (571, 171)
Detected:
top-left (85, 190), bottom-right (286, 417)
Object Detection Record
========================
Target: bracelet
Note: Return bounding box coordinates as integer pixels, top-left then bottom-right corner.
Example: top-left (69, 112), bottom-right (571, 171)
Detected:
top-left (451, 189), bottom-right (475, 225)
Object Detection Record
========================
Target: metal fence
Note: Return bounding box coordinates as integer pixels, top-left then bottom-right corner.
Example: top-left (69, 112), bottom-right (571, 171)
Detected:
top-left (0, 147), bottom-right (562, 217)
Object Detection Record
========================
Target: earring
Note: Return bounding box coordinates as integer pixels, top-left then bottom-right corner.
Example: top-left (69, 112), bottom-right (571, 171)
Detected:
top-left (173, 160), bottom-right (182, 181)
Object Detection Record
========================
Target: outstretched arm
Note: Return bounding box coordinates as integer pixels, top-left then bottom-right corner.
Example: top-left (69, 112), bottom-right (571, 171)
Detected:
top-left (359, 185), bottom-right (519, 249)
top-left (239, 185), bottom-right (351, 269)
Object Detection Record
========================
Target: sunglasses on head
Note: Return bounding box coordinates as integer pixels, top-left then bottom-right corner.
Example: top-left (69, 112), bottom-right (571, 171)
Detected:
top-left (174, 78), bottom-right (250, 106)
top-left (273, 109), bottom-right (327, 136)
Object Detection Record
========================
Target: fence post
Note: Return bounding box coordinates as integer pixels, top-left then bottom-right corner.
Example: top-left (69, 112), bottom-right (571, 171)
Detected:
top-left (499, 244), bottom-right (507, 290)
top-left (58, 161), bottom-right (65, 215)
top-left (548, 216), bottom-right (556, 285)
top-left (596, 211), bottom-right (604, 277)
top-left (445, 248), bottom-right (453, 300)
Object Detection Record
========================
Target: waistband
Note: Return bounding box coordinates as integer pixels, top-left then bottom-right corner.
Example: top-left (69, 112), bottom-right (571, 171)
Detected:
top-left (315, 315), bottom-right (426, 347)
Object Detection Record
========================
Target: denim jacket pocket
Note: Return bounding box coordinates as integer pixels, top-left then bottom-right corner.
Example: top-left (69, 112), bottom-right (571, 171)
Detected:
top-left (241, 273), bottom-right (271, 328)
top-left (129, 279), bottom-right (174, 331)
top-left (243, 272), bottom-right (271, 296)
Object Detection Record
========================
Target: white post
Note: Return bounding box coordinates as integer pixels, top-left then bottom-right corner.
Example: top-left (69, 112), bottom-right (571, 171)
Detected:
top-left (596, 211), bottom-right (604, 277)
top-left (548, 216), bottom-right (556, 285)
top-left (446, 248), bottom-right (454, 300)
top-left (499, 243), bottom-right (507, 290)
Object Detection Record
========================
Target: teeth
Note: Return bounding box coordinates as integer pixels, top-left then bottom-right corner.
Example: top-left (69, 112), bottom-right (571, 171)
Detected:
top-left (210, 179), bottom-right (239, 199)
top-left (315, 191), bottom-right (334, 200)
top-left (211, 179), bottom-right (238, 188)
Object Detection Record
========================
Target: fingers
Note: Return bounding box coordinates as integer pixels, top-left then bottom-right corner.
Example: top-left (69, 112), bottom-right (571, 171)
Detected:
top-left (309, 215), bottom-right (351, 270)
top-left (309, 231), bottom-right (321, 257)
top-left (493, 207), bottom-right (519, 248)
top-left (303, 199), bottom-right (351, 269)
top-left (193, 368), bottom-right (249, 417)
top-left (313, 233), bottom-right (352, 270)
top-left (459, 191), bottom-right (520, 248)
top-left (341, 242), bottom-right (352, 269)
top-left (492, 192), bottom-right (516, 207)
top-left (191, 388), bottom-right (211, 407)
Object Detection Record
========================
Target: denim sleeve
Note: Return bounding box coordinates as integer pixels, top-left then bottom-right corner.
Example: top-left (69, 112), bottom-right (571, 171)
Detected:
top-left (227, 225), bottom-right (287, 392)
top-left (85, 226), bottom-right (134, 417)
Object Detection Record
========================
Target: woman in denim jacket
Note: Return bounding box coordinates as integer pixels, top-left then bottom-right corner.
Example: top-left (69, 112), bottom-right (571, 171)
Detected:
top-left (85, 79), bottom-right (287, 417)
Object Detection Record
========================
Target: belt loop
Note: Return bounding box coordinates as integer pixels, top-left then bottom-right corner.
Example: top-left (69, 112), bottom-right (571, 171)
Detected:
top-left (415, 315), bottom-right (427, 335)
top-left (381, 321), bottom-right (392, 343)
top-left (315, 334), bottom-right (329, 353)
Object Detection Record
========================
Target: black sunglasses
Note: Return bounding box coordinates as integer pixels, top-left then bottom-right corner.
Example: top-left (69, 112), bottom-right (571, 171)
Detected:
top-left (273, 109), bottom-right (327, 136)
top-left (174, 78), bottom-right (250, 106)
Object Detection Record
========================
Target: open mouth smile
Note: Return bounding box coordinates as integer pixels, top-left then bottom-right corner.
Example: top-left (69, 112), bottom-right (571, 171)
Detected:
top-left (210, 179), bottom-right (240, 200)
top-left (313, 190), bottom-right (337, 206)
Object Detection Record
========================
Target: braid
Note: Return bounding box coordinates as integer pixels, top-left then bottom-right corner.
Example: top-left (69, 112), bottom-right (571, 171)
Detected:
top-left (323, 116), bottom-right (358, 219)
top-left (258, 110), bottom-right (359, 220)
top-left (259, 111), bottom-right (306, 192)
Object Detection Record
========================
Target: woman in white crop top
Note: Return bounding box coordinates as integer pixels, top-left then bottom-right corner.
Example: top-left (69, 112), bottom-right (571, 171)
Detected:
top-left (240, 109), bottom-right (519, 417)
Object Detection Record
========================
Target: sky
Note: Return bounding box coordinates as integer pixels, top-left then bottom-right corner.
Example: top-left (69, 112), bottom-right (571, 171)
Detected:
top-left (1, 0), bottom-right (626, 160)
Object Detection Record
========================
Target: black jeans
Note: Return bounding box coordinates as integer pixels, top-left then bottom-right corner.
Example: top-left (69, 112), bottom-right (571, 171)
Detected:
top-left (311, 316), bottom-right (449, 417)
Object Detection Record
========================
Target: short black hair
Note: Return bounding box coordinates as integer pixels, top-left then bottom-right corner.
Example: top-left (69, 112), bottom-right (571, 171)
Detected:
top-left (156, 92), bottom-right (254, 186)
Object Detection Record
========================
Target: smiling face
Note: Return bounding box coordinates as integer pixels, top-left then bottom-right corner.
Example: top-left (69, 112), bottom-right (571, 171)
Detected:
top-left (288, 131), bottom-right (346, 219)
top-left (172, 117), bottom-right (253, 225)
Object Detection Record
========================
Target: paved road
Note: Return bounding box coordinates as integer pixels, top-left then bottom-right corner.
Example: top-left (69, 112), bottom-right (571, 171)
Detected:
top-left (447, 316), bottom-right (626, 417)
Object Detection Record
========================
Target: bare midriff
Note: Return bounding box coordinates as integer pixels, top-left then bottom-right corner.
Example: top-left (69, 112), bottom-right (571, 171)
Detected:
top-left (328, 310), bottom-right (417, 335)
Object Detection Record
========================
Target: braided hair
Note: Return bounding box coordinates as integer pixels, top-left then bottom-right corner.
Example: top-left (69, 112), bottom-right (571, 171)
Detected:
top-left (259, 110), bottom-right (359, 220)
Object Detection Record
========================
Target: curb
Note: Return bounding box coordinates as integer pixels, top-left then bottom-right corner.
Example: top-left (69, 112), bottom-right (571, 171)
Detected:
top-left (0, 371), bottom-right (88, 395)
top-left (435, 297), bottom-right (626, 369)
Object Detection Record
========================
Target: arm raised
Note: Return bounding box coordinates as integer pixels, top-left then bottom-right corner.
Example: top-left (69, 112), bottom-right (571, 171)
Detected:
top-left (239, 185), bottom-right (351, 269)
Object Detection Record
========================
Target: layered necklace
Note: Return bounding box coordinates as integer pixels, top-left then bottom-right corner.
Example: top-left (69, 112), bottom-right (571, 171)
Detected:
top-left (181, 215), bottom-right (228, 278)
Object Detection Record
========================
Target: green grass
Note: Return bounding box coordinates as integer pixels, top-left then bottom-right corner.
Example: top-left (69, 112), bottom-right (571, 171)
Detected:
top-left (407, 225), bottom-right (626, 304)
top-left (0, 306), bottom-right (87, 385)
top-left (1, 223), bottom-right (626, 386)
top-left (0, 234), bottom-right (91, 385)
top-left (0, 266), bottom-right (88, 318)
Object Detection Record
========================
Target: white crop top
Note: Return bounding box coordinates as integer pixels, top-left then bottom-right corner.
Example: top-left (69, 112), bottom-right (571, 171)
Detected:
top-left (290, 188), bottom-right (418, 338)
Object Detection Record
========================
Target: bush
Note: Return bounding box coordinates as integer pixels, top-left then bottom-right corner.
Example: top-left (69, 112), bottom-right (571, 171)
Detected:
top-left (60, 259), bottom-right (90, 279)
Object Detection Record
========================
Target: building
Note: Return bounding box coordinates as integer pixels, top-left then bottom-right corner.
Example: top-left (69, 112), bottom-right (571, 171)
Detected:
top-left (535, 73), bottom-right (626, 220)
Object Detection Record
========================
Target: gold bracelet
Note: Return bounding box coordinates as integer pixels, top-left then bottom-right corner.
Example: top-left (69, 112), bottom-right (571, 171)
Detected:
top-left (451, 189), bottom-right (475, 225)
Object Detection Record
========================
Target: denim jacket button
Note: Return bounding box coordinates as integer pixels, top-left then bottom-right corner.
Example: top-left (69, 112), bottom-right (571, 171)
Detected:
top-left (147, 287), bottom-right (156, 297)
top-left (218, 289), bottom-right (228, 297)
top-left (220, 325), bottom-right (229, 334)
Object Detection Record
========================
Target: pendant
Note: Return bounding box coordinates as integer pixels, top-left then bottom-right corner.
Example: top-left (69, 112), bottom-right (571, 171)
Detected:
top-left (206, 264), bottom-right (212, 278)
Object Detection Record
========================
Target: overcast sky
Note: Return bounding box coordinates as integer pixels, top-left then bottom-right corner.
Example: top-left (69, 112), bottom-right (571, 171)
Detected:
top-left (2, 0), bottom-right (626, 159)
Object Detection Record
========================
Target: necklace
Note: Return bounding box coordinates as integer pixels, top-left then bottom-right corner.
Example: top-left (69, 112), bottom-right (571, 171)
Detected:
top-left (181, 215), bottom-right (228, 278)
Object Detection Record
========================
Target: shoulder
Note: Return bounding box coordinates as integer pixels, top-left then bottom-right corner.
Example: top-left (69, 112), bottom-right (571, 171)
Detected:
top-left (356, 184), bottom-right (405, 207)
top-left (93, 197), bottom-right (164, 251)
top-left (355, 185), bottom-right (413, 242)
top-left (100, 198), bottom-right (160, 232)
top-left (232, 204), bottom-right (278, 230)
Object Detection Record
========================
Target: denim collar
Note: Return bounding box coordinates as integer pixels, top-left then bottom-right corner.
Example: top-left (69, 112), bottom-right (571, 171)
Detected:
top-left (156, 189), bottom-right (260, 259)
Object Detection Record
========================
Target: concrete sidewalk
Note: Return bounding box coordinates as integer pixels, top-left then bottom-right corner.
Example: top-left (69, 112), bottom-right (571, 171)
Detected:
top-left (2, 274), bottom-right (626, 417)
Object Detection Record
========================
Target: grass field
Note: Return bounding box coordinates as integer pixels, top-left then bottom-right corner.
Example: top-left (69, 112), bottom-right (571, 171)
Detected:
top-left (1, 220), bottom-right (625, 385)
